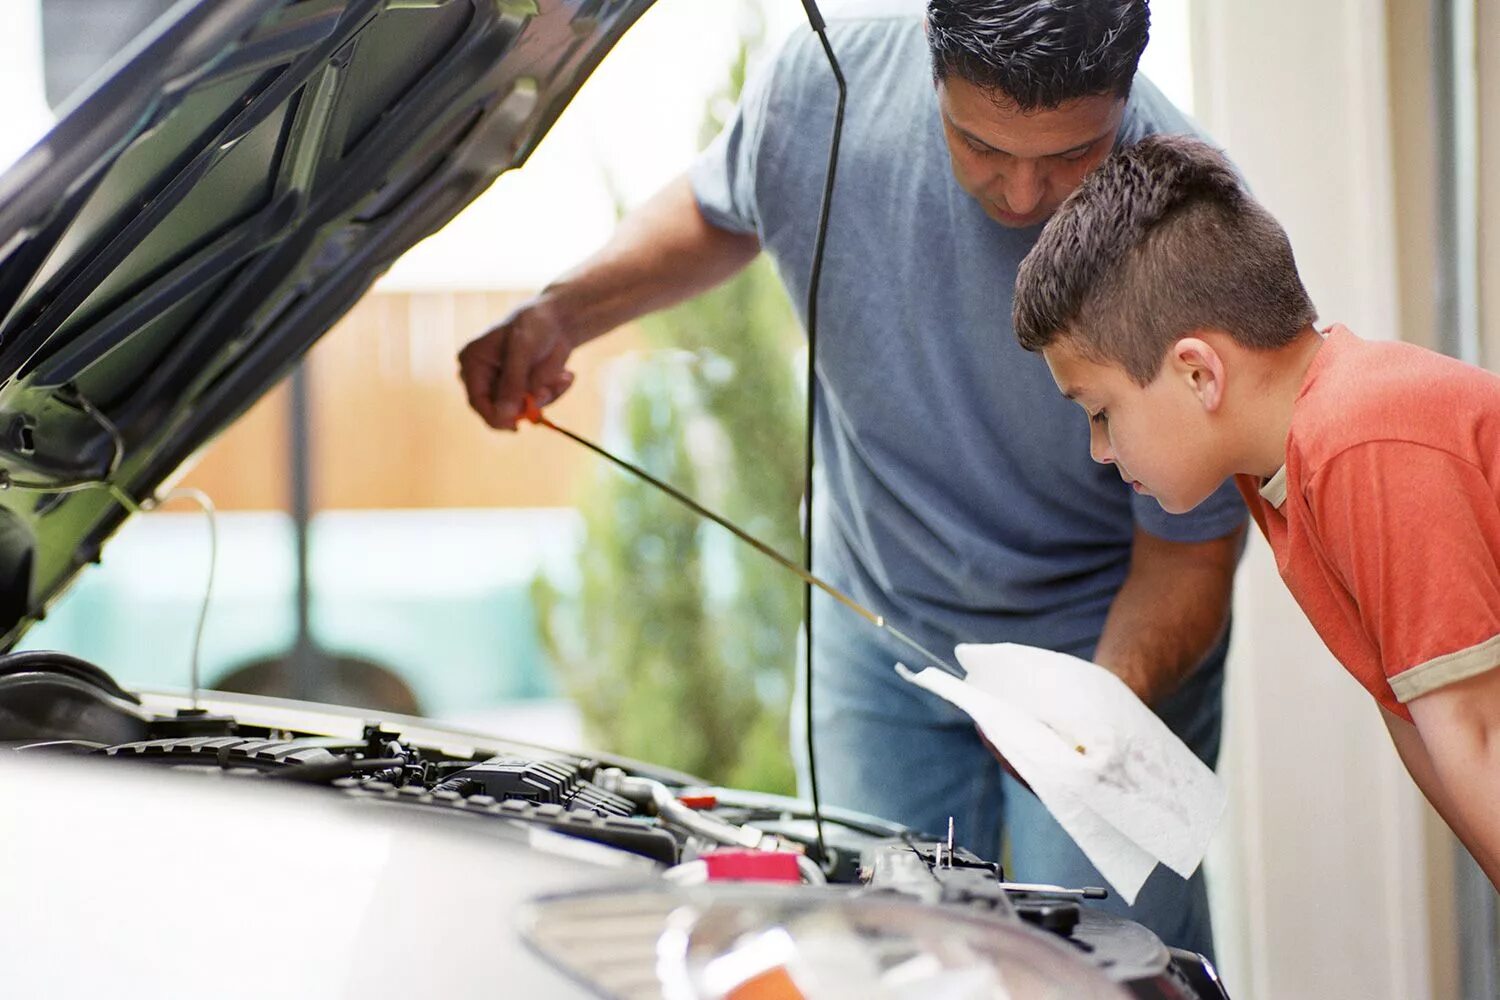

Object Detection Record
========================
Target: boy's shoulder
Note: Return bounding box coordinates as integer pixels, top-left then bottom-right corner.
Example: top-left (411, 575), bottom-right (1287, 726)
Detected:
top-left (1291, 324), bottom-right (1500, 476)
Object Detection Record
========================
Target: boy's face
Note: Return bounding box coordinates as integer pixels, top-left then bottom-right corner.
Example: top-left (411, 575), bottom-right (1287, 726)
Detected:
top-left (1042, 337), bottom-right (1227, 514)
top-left (936, 76), bottom-right (1125, 229)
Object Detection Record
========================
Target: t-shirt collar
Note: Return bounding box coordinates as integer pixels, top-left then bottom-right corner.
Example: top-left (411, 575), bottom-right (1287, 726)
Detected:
top-left (1259, 466), bottom-right (1289, 508)
top-left (1265, 324), bottom-right (1350, 509)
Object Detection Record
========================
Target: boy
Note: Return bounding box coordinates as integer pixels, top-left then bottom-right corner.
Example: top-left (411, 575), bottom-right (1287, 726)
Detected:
top-left (1010, 134), bottom-right (1500, 889)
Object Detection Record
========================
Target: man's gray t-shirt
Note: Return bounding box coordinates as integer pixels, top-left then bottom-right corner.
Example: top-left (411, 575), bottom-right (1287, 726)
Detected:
top-left (690, 14), bottom-right (1246, 659)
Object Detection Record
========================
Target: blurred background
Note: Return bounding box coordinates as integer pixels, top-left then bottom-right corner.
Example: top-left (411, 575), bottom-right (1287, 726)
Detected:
top-left (1, 0), bottom-right (1496, 997)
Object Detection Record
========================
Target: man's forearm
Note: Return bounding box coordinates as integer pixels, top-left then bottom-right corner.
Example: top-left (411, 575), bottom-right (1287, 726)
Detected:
top-left (1093, 526), bottom-right (1241, 705)
top-left (543, 173), bottom-right (762, 346)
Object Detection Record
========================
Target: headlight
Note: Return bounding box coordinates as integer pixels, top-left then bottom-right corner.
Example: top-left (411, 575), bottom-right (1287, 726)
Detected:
top-left (521, 885), bottom-right (1130, 1000)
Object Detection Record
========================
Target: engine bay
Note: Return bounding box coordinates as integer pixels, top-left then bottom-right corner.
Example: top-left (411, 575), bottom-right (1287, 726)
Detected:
top-left (0, 650), bottom-right (1227, 998)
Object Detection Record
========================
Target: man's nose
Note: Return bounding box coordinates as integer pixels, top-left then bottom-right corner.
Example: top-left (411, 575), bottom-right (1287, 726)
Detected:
top-left (999, 160), bottom-right (1044, 215)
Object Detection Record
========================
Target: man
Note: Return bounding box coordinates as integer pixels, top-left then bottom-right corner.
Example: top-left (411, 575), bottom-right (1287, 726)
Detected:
top-left (458, 0), bottom-right (1244, 957)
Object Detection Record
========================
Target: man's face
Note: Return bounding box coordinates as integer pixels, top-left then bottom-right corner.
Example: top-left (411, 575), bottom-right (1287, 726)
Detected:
top-left (936, 75), bottom-right (1125, 228)
top-left (1042, 337), bottom-right (1225, 515)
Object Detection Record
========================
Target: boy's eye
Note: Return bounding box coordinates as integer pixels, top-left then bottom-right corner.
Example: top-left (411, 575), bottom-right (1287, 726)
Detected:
top-left (1090, 409), bottom-right (1109, 426)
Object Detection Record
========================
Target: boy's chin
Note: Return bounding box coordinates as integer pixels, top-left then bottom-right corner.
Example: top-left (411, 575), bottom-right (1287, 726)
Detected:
top-left (1149, 491), bottom-right (1199, 516)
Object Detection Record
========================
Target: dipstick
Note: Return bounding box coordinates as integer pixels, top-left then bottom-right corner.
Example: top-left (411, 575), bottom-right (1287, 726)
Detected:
top-left (522, 398), bottom-right (959, 675)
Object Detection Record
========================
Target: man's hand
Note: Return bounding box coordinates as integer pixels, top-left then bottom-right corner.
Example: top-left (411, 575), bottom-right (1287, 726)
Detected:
top-left (1094, 526), bottom-right (1241, 705)
top-left (455, 174), bottom-right (761, 432)
top-left (458, 295), bottom-right (578, 430)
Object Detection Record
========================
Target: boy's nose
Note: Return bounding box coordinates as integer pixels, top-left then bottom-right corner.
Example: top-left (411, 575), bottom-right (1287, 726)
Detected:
top-left (1089, 426), bottom-right (1114, 465)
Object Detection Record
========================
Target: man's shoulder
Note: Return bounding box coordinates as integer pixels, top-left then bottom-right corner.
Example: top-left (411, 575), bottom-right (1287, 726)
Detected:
top-left (1118, 75), bottom-right (1205, 145)
top-left (821, 0), bottom-right (925, 30)
top-left (770, 5), bottom-right (925, 87)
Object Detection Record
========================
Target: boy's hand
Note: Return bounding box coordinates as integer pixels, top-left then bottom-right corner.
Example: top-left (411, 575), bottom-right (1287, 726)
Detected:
top-left (977, 727), bottom-right (1033, 793)
top-left (458, 294), bottom-right (577, 430)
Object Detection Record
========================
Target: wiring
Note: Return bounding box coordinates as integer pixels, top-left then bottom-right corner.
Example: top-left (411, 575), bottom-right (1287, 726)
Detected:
top-left (797, 0), bottom-right (845, 872)
top-left (147, 488), bottom-right (218, 710)
top-left (0, 392), bottom-right (218, 710)
top-left (0, 391), bottom-right (126, 494)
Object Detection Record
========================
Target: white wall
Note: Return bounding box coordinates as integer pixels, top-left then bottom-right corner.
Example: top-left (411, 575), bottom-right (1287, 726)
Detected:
top-left (1193, 2), bottom-right (1435, 998)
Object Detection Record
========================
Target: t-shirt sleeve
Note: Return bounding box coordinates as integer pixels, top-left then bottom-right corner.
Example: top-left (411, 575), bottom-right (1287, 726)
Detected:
top-left (1117, 73), bottom-right (1211, 146)
top-left (1309, 441), bottom-right (1500, 703)
top-left (1132, 477), bottom-right (1247, 543)
top-left (688, 41), bottom-right (783, 237)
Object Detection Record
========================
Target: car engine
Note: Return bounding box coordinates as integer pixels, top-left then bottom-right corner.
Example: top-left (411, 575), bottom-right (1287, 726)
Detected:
top-left (0, 650), bottom-right (1227, 998)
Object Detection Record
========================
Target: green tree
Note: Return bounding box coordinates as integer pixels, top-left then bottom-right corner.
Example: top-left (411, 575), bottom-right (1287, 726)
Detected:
top-left (533, 4), bottom-right (803, 792)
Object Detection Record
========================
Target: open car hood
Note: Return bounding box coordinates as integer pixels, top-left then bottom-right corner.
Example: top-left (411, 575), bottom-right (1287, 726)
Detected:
top-left (0, 0), bottom-right (653, 646)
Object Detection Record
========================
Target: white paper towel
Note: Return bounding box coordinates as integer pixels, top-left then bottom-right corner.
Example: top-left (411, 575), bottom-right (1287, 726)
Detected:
top-left (896, 642), bottom-right (1226, 905)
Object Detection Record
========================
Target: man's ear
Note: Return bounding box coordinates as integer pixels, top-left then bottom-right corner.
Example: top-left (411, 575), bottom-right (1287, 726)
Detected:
top-left (1169, 335), bottom-right (1227, 412)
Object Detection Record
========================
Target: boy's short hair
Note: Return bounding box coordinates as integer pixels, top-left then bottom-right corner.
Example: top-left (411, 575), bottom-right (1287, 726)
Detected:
top-left (1012, 135), bottom-right (1317, 385)
top-left (926, 0), bottom-right (1149, 111)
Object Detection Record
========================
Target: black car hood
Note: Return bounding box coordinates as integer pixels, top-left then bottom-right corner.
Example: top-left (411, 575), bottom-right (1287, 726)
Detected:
top-left (0, 0), bottom-right (653, 646)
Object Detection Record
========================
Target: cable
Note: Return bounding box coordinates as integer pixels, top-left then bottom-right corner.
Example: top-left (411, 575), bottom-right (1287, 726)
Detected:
top-left (152, 488), bottom-right (218, 711)
top-left (797, 0), bottom-right (846, 871)
top-left (267, 756), bottom-right (407, 784)
top-left (0, 391), bottom-right (218, 712)
top-left (0, 392), bottom-right (126, 494)
top-left (100, 484), bottom-right (217, 712)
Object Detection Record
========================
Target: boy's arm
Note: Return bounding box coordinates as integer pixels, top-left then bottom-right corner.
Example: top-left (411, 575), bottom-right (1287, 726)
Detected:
top-left (1380, 705), bottom-right (1482, 854)
top-left (1389, 671), bottom-right (1500, 889)
top-left (1093, 525), bottom-right (1241, 706)
top-left (1302, 442), bottom-right (1500, 885)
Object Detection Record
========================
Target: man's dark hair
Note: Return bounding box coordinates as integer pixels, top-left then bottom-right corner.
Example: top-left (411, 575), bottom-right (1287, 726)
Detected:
top-left (1013, 135), bottom-right (1317, 385)
top-left (927, 0), bottom-right (1151, 110)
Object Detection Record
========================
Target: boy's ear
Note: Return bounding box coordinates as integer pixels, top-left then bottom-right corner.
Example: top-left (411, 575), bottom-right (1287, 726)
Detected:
top-left (1169, 335), bottom-right (1227, 412)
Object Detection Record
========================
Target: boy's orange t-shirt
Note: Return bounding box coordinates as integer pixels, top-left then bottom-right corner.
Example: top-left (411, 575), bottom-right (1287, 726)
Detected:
top-left (1236, 325), bottom-right (1500, 723)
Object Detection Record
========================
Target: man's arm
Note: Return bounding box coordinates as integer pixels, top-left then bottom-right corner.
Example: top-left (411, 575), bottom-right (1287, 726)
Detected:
top-left (458, 174), bottom-right (761, 429)
top-left (1092, 526), bottom-right (1241, 706)
top-left (1400, 668), bottom-right (1500, 889)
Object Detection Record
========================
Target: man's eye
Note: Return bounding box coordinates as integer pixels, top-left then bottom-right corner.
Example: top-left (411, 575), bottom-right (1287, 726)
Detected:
top-left (964, 136), bottom-right (993, 154)
top-left (1058, 147), bottom-right (1092, 162)
top-left (1090, 409), bottom-right (1108, 426)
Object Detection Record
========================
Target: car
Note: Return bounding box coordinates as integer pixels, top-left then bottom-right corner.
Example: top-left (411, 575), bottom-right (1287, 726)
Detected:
top-left (0, 2), bottom-right (1229, 997)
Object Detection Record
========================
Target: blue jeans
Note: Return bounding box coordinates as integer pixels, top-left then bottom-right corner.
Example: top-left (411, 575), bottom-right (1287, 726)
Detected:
top-left (795, 587), bottom-right (1226, 962)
